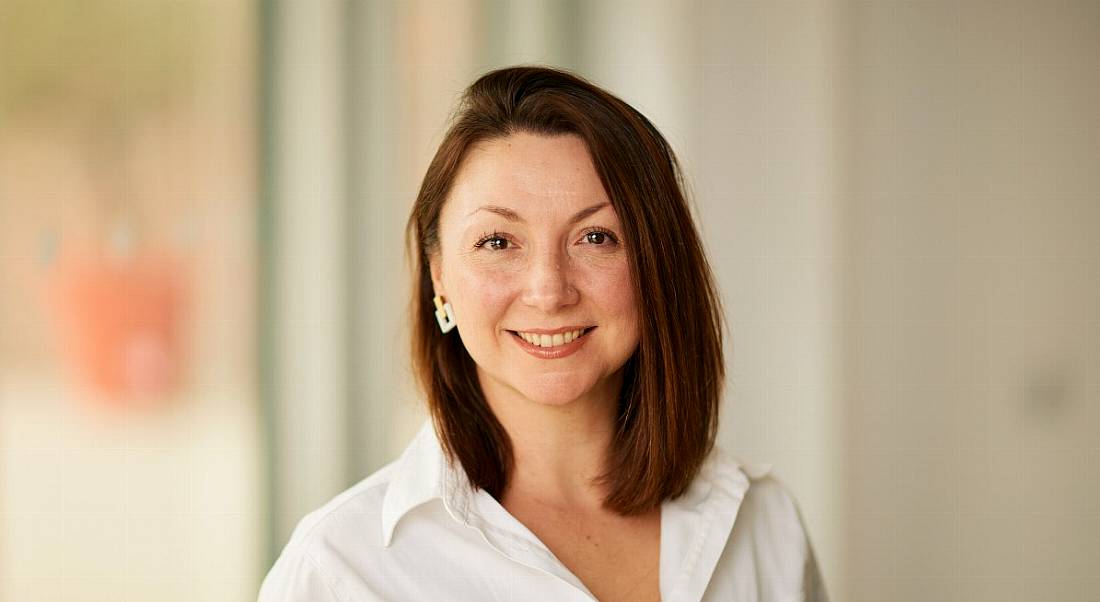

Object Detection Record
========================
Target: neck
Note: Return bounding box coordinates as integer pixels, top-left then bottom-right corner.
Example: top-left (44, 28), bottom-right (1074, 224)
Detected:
top-left (479, 370), bottom-right (622, 512)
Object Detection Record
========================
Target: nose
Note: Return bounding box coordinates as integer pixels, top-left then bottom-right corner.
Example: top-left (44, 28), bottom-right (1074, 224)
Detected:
top-left (519, 247), bottom-right (579, 313)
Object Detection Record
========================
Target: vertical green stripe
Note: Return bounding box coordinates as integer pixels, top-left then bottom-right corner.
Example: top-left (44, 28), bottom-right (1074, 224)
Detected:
top-left (257, 0), bottom-right (280, 570)
top-left (478, 0), bottom-right (508, 68)
top-left (342, 0), bottom-right (365, 487)
top-left (475, 0), bottom-right (583, 72)
top-left (557, 0), bottom-right (583, 70)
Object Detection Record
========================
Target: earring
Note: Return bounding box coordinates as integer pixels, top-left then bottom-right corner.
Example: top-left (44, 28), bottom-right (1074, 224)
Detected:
top-left (433, 294), bottom-right (457, 333)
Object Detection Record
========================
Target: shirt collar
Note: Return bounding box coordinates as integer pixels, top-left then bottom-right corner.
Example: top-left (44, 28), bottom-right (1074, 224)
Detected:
top-left (380, 420), bottom-right (448, 546)
top-left (659, 447), bottom-right (760, 602)
top-left (379, 420), bottom-right (766, 567)
top-left (381, 420), bottom-right (489, 547)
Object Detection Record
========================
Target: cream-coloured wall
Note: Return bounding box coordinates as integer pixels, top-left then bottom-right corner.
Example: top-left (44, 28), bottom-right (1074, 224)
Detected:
top-left (685, 0), bottom-right (848, 591)
top-left (844, 1), bottom-right (1100, 600)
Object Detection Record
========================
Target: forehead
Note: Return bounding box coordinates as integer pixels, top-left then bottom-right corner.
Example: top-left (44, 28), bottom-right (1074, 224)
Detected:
top-left (445, 132), bottom-right (610, 219)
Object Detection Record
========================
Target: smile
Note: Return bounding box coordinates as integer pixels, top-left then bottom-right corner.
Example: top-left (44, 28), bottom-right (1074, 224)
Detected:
top-left (507, 327), bottom-right (595, 359)
top-left (514, 327), bottom-right (593, 347)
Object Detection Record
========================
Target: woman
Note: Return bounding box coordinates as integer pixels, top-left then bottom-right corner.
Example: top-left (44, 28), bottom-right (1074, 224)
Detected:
top-left (260, 66), bottom-right (827, 602)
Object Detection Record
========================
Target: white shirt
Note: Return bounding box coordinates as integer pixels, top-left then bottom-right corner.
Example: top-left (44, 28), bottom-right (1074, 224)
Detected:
top-left (259, 421), bottom-right (828, 601)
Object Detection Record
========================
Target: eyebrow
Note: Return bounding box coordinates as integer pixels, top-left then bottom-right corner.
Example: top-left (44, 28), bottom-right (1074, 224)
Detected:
top-left (467, 202), bottom-right (610, 225)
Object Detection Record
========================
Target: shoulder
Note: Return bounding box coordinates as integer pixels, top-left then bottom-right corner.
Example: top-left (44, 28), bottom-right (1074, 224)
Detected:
top-left (711, 447), bottom-right (807, 537)
top-left (258, 461), bottom-right (399, 602)
top-left (286, 459), bottom-right (399, 547)
top-left (709, 446), bottom-right (774, 483)
top-left (704, 447), bottom-right (829, 600)
top-left (260, 421), bottom-right (464, 601)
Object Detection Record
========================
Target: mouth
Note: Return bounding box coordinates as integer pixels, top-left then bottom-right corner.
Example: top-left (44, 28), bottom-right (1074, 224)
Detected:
top-left (507, 326), bottom-right (596, 349)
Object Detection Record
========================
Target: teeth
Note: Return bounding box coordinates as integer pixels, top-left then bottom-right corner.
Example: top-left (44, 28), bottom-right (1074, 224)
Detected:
top-left (517, 329), bottom-right (586, 348)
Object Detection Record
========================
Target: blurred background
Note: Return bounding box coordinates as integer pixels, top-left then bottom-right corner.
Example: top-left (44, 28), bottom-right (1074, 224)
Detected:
top-left (0, 1), bottom-right (1096, 600)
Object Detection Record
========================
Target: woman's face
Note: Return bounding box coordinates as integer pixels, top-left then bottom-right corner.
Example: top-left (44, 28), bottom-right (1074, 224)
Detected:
top-left (430, 132), bottom-right (640, 407)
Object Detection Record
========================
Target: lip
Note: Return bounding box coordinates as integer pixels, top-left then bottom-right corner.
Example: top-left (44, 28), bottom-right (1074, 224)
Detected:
top-left (508, 327), bottom-right (595, 359)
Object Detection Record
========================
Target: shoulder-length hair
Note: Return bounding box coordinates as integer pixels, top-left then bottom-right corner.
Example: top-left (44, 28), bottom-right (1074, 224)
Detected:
top-left (406, 65), bottom-right (725, 515)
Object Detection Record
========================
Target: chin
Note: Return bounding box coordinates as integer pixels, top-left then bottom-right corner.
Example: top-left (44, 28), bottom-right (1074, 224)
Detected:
top-left (514, 374), bottom-right (598, 407)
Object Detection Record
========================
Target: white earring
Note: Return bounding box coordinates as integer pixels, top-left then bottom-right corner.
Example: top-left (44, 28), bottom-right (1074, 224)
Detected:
top-left (433, 294), bottom-right (456, 333)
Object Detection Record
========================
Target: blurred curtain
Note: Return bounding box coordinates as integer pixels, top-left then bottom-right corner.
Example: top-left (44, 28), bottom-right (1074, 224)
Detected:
top-left (0, 1), bottom-right (262, 600)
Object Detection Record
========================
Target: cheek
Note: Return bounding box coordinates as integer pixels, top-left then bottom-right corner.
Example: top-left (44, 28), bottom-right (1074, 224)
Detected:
top-left (450, 265), bottom-right (515, 327)
top-left (576, 261), bottom-right (639, 330)
top-left (606, 268), bottom-right (637, 313)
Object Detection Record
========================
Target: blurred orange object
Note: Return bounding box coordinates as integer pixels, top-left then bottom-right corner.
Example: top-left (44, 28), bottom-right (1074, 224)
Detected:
top-left (46, 248), bottom-right (191, 405)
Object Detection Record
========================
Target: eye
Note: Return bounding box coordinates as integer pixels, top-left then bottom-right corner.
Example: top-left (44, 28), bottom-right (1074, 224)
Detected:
top-left (473, 232), bottom-right (511, 251)
top-left (585, 231), bottom-right (608, 245)
top-left (580, 227), bottom-right (618, 246)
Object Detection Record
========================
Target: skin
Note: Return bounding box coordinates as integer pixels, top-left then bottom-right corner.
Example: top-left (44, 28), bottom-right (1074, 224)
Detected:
top-left (429, 132), bottom-right (659, 601)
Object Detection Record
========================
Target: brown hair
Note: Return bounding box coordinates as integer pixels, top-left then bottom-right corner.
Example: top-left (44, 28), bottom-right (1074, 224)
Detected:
top-left (406, 65), bottom-right (725, 515)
